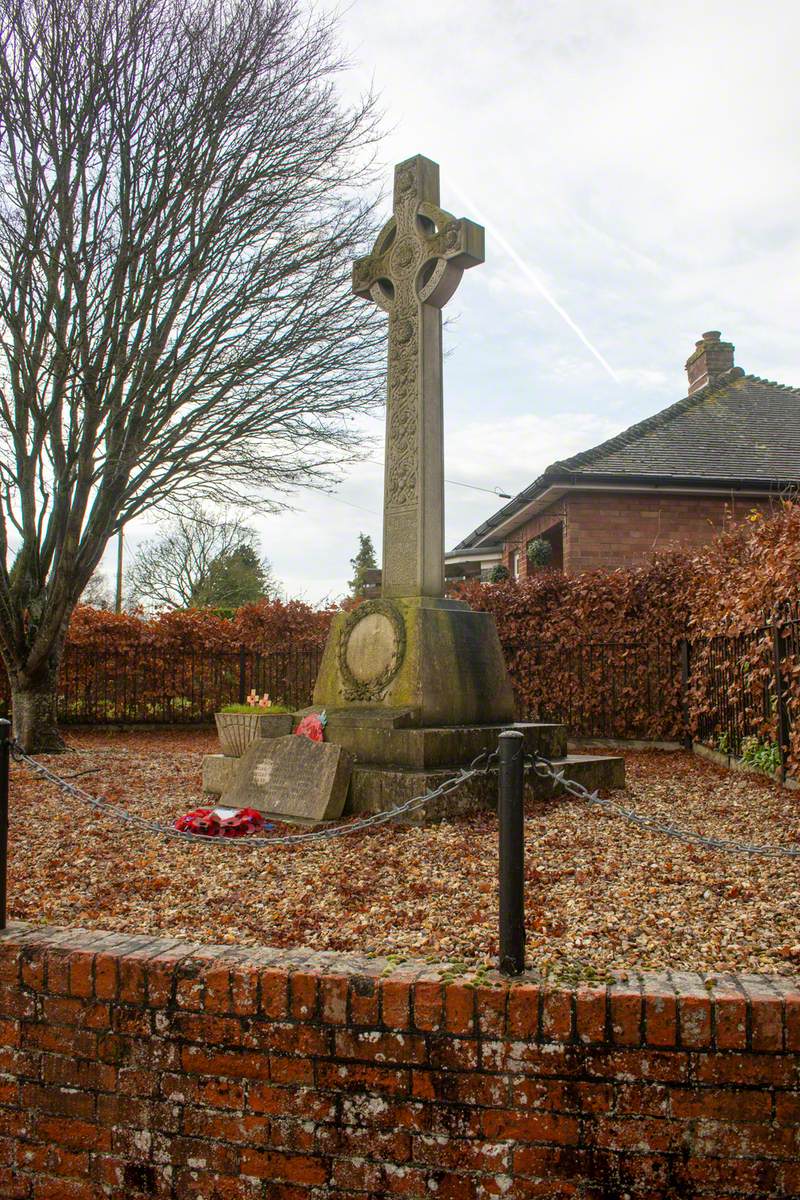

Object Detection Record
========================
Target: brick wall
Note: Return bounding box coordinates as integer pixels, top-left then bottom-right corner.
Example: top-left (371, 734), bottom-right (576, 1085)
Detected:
top-left (503, 501), bottom-right (566, 578)
top-left (504, 490), bottom-right (774, 577)
top-left (2, 923), bottom-right (799, 1198)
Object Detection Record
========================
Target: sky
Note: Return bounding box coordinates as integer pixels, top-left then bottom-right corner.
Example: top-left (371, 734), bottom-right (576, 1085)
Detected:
top-left (106, 0), bottom-right (800, 604)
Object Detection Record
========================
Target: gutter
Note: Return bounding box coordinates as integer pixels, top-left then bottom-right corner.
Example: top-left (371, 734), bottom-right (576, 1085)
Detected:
top-left (456, 473), bottom-right (796, 549)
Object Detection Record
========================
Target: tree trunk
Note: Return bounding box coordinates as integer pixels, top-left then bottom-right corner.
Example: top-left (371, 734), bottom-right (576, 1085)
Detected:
top-left (11, 677), bottom-right (65, 754)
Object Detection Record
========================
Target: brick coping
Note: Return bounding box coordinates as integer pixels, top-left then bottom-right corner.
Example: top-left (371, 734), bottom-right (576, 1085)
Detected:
top-left (2, 921), bottom-right (798, 1053)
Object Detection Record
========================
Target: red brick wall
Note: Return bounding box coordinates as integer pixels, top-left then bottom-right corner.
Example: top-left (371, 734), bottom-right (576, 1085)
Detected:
top-left (2, 924), bottom-right (799, 1197)
top-left (504, 491), bottom-right (775, 577)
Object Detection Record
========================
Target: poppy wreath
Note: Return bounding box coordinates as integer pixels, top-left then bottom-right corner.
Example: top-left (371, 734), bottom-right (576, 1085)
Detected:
top-left (174, 807), bottom-right (265, 837)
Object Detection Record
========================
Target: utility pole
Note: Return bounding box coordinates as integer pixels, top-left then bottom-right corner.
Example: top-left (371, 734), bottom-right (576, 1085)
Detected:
top-left (115, 529), bottom-right (124, 614)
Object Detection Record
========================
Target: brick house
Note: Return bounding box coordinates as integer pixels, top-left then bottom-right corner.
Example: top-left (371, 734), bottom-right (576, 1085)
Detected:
top-left (448, 331), bottom-right (800, 578)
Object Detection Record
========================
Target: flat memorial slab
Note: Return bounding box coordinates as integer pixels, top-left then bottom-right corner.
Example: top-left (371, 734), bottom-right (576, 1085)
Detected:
top-left (220, 735), bottom-right (352, 825)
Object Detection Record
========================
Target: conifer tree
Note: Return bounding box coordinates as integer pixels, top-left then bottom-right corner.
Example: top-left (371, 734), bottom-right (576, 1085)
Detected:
top-left (348, 533), bottom-right (377, 597)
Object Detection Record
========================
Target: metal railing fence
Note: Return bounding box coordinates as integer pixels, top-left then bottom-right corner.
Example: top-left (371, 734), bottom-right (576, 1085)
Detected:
top-left (513, 620), bottom-right (798, 781)
top-left (690, 615), bottom-right (799, 782)
top-left (0, 643), bottom-right (324, 725)
top-left (513, 638), bottom-right (682, 741)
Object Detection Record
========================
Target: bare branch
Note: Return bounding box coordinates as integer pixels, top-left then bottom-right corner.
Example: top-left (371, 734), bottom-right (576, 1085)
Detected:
top-left (127, 502), bottom-right (274, 609)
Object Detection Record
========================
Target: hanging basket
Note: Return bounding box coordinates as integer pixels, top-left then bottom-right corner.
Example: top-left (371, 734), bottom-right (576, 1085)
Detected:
top-left (526, 537), bottom-right (554, 568)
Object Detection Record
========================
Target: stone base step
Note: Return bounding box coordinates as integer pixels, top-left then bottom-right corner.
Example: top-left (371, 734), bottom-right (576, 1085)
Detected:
top-left (202, 753), bottom-right (238, 796)
top-left (348, 753), bottom-right (625, 823)
top-left (322, 719), bottom-right (568, 769)
top-left (202, 745), bottom-right (626, 826)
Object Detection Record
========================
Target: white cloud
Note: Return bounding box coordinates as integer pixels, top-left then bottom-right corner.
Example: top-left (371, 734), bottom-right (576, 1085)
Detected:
top-left (445, 410), bottom-right (621, 493)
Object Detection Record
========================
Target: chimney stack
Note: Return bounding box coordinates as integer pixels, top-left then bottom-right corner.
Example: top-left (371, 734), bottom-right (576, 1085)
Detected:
top-left (685, 331), bottom-right (735, 395)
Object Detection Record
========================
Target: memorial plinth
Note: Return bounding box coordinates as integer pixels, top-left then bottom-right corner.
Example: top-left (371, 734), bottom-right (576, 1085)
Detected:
top-left (313, 596), bottom-right (515, 727)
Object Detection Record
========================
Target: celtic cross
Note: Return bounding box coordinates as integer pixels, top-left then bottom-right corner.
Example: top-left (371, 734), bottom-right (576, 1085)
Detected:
top-left (353, 155), bottom-right (484, 599)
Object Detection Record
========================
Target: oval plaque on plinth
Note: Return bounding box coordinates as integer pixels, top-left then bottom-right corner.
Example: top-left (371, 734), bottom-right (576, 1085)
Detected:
top-left (338, 601), bottom-right (406, 702)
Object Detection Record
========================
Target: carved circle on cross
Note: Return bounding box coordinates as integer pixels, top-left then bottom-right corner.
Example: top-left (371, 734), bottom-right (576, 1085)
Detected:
top-left (416, 256), bottom-right (463, 308)
top-left (391, 239), bottom-right (416, 272)
top-left (396, 169), bottom-right (414, 194)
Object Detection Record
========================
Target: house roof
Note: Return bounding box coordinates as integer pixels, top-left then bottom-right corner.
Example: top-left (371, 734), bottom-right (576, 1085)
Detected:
top-left (452, 368), bottom-right (800, 551)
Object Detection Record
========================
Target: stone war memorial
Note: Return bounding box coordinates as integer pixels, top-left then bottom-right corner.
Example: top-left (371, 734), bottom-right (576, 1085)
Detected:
top-left (297, 154), bottom-right (623, 818)
top-left (203, 155), bottom-right (623, 819)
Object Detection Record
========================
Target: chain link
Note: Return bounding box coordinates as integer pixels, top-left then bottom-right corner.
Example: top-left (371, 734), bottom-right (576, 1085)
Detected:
top-left (528, 752), bottom-right (800, 859)
top-left (10, 741), bottom-right (498, 849)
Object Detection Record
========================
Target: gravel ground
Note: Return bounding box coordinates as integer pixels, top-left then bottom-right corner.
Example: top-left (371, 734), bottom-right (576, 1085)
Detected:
top-left (8, 727), bottom-right (800, 981)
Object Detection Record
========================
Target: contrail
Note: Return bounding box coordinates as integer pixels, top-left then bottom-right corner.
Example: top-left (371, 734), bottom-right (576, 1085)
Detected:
top-left (447, 178), bottom-right (621, 383)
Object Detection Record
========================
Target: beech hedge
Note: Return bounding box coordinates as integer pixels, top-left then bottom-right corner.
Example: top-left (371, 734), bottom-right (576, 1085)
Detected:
top-left (459, 503), bottom-right (800, 773)
top-left (65, 596), bottom-right (335, 652)
top-left (4, 505), bottom-right (800, 772)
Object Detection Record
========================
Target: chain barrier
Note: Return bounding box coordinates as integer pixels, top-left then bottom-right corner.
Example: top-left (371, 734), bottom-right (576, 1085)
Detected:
top-left (10, 741), bottom-right (498, 849)
top-left (529, 751), bottom-right (800, 859)
top-left (16, 735), bottom-right (798, 858)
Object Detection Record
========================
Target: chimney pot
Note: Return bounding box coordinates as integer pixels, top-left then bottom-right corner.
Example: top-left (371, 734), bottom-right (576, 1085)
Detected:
top-left (685, 330), bottom-right (734, 395)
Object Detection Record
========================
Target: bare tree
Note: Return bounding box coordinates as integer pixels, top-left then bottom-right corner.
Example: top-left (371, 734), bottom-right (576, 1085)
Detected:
top-left (127, 504), bottom-right (276, 609)
top-left (0, 0), bottom-right (383, 748)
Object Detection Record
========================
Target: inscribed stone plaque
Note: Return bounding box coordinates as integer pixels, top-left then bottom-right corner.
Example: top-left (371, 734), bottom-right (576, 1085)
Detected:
top-left (220, 735), bottom-right (352, 824)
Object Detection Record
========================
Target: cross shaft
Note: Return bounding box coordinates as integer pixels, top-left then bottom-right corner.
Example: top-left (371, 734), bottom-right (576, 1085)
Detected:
top-left (353, 155), bottom-right (484, 598)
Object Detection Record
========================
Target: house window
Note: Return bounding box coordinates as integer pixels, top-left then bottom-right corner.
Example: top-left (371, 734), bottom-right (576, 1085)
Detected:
top-left (511, 550), bottom-right (520, 579)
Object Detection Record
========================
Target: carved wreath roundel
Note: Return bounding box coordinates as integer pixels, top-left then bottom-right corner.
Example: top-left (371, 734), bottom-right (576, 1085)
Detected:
top-left (338, 601), bottom-right (406, 702)
top-left (391, 239), bottom-right (416, 271)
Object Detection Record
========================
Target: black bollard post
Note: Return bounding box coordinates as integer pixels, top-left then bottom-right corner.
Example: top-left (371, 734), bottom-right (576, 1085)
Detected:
top-left (498, 729), bottom-right (525, 976)
top-left (0, 720), bottom-right (9, 931)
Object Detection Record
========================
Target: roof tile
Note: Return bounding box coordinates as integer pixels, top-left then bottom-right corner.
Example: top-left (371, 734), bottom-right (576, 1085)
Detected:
top-left (453, 372), bottom-right (800, 551)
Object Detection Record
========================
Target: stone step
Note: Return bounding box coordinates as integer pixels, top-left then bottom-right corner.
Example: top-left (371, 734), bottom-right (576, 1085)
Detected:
top-left (537, 754), bottom-right (625, 799)
top-left (323, 720), bottom-right (568, 770)
top-left (201, 721), bottom-right (569, 797)
top-left (348, 752), bottom-right (624, 823)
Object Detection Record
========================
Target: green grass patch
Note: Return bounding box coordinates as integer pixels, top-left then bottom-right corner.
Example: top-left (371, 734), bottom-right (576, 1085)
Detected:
top-left (218, 703), bottom-right (291, 714)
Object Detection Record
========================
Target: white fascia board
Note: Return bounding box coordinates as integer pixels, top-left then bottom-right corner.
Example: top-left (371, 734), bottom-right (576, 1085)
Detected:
top-left (488, 485), bottom-right (567, 541)
top-left (445, 548), bottom-right (503, 565)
